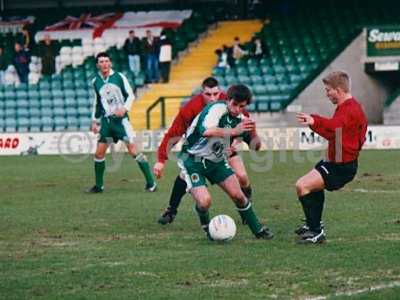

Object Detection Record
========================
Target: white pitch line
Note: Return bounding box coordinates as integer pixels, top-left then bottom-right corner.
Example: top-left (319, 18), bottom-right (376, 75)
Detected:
top-left (353, 188), bottom-right (400, 194)
top-left (307, 280), bottom-right (400, 300)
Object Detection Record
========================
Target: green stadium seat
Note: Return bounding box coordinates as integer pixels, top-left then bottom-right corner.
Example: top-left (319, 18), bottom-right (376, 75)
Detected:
top-left (41, 116), bottom-right (54, 132)
top-left (28, 90), bottom-right (40, 100)
top-left (5, 117), bottom-right (17, 130)
top-left (4, 100), bottom-right (17, 109)
top-left (17, 108), bottom-right (29, 118)
top-left (253, 84), bottom-right (268, 95)
top-left (264, 73), bottom-right (277, 82)
top-left (78, 107), bottom-right (91, 117)
top-left (64, 98), bottom-right (76, 108)
top-left (224, 75), bottom-right (237, 85)
top-left (64, 89), bottom-right (76, 99)
top-left (29, 117), bottom-right (41, 127)
top-left (29, 108), bottom-right (40, 118)
top-left (77, 97), bottom-right (91, 107)
top-left (248, 66), bottom-right (261, 75)
top-left (53, 107), bottom-right (65, 117)
top-left (39, 89), bottom-right (51, 99)
top-left (62, 80), bottom-right (74, 89)
top-left (4, 91), bottom-right (15, 100)
top-left (237, 75), bottom-right (251, 85)
top-left (54, 116), bottom-right (67, 130)
top-left (39, 81), bottom-right (51, 90)
top-left (79, 118), bottom-right (91, 130)
top-left (40, 107), bottom-right (53, 118)
top-left (17, 118), bottom-right (29, 132)
top-left (52, 90), bottom-right (63, 98)
top-left (52, 98), bottom-right (64, 109)
top-left (16, 90), bottom-right (28, 100)
top-left (5, 108), bottom-right (16, 116)
top-left (74, 80), bottom-right (86, 89)
top-left (66, 116), bottom-right (79, 130)
top-left (15, 83), bottom-right (28, 92)
top-left (66, 107), bottom-right (78, 117)
top-left (257, 100), bottom-right (269, 112)
top-left (266, 84), bottom-right (279, 93)
top-left (16, 99), bottom-right (29, 109)
top-left (40, 98), bottom-right (52, 108)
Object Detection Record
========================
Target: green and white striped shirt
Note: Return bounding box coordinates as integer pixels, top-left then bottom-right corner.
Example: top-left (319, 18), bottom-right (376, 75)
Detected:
top-left (92, 69), bottom-right (135, 120)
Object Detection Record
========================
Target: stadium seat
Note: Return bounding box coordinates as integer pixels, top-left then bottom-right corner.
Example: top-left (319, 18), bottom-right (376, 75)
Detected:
top-left (52, 98), bottom-right (64, 109)
top-left (17, 108), bottom-right (30, 118)
top-left (54, 116), bottom-right (67, 130)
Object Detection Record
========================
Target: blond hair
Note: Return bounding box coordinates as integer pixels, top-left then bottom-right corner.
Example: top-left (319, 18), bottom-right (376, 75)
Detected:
top-left (322, 71), bottom-right (350, 93)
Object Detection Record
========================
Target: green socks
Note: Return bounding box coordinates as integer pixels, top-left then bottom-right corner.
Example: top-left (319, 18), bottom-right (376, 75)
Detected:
top-left (94, 158), bottom-right (105, 188)
top-left (195, 205), bottom-right (210, 232)
top-left (135, 153), bottom-right (155, 186)
top-left (237, 201), bottom-right (263, 235)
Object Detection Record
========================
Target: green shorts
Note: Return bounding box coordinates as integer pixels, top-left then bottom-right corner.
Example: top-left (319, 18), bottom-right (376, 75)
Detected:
top-left (178, 154), bottom-right (234, 190)
top-left (98, 116), bottom-right (135, 144)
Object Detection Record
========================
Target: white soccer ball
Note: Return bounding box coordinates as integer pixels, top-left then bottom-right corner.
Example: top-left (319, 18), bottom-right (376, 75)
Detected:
top-left (209, 215), bottom-right (237, 241)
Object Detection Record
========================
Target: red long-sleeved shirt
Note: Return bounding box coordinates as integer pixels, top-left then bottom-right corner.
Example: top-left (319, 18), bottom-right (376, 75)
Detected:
top-left (310, 97), bottom-right (368, 163)
top-left (158, 92), bottom-right (235, 163)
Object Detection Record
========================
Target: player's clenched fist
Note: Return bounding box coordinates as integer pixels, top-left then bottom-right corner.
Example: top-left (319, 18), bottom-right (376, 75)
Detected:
top-left (153, 162), bottom-right (165, 179)
top-left (91, 121), bottom-right (100, 134)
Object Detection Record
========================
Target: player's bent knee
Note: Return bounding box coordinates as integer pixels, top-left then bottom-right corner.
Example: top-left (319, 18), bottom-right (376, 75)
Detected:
top-left (197, 198), bottom-right (211, 211)
top-left (295, 179), bottom-right (310, 197)
top-left (196, 196), bottom-right (211, 210)
top-left (236, 172), bottom-right (249, 187)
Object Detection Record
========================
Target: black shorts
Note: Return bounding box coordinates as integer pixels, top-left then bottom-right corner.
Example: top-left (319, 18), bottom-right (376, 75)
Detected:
top-left (315, 160), bottom-right (358, 191)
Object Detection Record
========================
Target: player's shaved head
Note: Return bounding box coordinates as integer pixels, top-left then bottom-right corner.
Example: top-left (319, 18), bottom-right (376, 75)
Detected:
top-left (202, 77), bottom-right (219, 89)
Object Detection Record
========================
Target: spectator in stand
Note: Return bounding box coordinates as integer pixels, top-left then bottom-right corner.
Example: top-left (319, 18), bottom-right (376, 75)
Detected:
top-left (39, 34), bottom-right (57, 76)
top-left (0, 46), bottom-right (8, 84)
top-left (123, 30), bottom-right (142, 76)
top-left (215, 48), bottom-right (229, 71)
top-left (251, 36), bottom-right (268, 61)
top-left (142, 30), bottom-right (160, 83)
top-left (224, 44), bottom-right (235, 69)
top-left (21, 25), bottom-right (33, 51)
top-left (159, 30), bottom-right (172, 83)
top-left (13, 42), bottom-right (30, 83)
top-left (232, 36), bottom-right (248, 62)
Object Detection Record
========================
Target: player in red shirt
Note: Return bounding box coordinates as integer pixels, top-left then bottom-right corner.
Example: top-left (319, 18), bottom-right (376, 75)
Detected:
top-left (153, 77), bottom-right (261, 224)
top-left (295, 71), bottom-right (367, 244)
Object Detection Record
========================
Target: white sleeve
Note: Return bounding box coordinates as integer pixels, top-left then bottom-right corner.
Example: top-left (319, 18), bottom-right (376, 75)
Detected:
top-left (199, 103), bottom-right (227, 134)
top-left (120, 73), bottom-right (135, 112)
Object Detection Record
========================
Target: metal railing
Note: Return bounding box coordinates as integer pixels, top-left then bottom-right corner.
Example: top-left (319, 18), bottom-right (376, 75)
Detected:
top-left (146, 95), bottom-right (189, 129)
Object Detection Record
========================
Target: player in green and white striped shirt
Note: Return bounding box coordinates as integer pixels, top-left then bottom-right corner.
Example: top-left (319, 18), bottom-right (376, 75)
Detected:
top-left (86, 52), bottom-right (156, 193)
top-left (178, 85), bottom-right (274, 240)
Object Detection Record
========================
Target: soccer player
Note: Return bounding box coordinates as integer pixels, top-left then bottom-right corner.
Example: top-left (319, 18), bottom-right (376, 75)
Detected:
top-left (86, 52), bottom-right (156, 193)
top-left (295, 71), bottom-right (367, 244)
top-left (177, 84), bottom-right (273, 240)
top-left (153, 77), bottom-right (259, 224)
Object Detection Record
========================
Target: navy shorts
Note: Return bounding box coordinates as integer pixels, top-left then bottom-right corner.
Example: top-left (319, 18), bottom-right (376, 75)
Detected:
top-left (315, 160), bottom-right (358, 191)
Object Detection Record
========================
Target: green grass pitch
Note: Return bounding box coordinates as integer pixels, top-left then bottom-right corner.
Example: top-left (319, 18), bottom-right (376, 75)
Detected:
top-left (1, 150), bottom-right (400, 299)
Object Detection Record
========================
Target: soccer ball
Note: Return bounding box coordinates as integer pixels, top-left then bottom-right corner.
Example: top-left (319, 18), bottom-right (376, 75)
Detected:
top-left (209, 215), bottom-right (237, 241)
